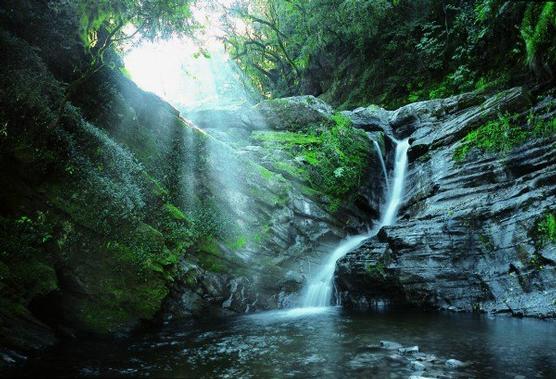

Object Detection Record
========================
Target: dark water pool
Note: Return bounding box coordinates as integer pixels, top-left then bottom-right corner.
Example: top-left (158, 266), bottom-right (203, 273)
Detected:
top-left (4, 307), bottom-right (556, 378)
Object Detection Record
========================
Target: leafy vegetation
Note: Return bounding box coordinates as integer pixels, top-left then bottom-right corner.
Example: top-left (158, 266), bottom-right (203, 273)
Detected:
top-left (47, 0), bottom-right (199, 127)
top-left (1, 0), bottom-right (555, 351)
top-left (222, 0), bottom-right (556, 109)
top-left (453, 113), bottom-right (528, 161)
top-left (453, 112), bottom-right (556, 161)
top-left (534, 212), bottom-right (556, 249)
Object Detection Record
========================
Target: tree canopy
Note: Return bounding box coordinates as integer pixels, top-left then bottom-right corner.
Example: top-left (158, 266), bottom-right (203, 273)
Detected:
top-left (220, 0), bottom-right (556, 109)
top-left (51, 0), bottom-right (198, 64)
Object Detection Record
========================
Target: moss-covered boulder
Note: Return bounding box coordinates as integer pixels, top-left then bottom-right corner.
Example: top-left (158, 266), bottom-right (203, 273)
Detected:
top-left (253, 95), bottom-right (333, 131)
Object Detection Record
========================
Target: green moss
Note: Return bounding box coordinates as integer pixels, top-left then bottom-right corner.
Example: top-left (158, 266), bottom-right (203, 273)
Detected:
top-left (479, 234), bottom-right (495, 252)
top-left (252, 224), bottom-right (271, 245)
top-left (330, 112), bottom-right (352, 128)
top-left (144, 172), bottom-right (169, 197)
top-left (521, 2), bottom-right (556, 66)
top-left (183, 270), bottom-right (198, 287)
top-left (79, 302), bottom-right (131, 334)
top-left (531, 116), bottom-right (556, 137)
top-left (72, 236), bottom-right (171, 333)
top-left (248, 186), bottom-right (279, 207)
top-left (303, 150), bottom-right (320, 165)
top-left (298, 184), bottom-right (322, 198)
top-left (454, 110), bottom-right (556, 162)
top-left (257, 165), bottom-right (277, 181)
top-left (134, 281), bottom-right (169, 315)
top-left (474, 72), bottom-right (511, 94)
top-left (326, 197), bottom-right (342, 213)
top-left (273, 161), bottom-right (309, 181)
top-left (453, 113), bottom-right (529, 161)
top-left (226, 235), bottom-right (248, 251)
top-left (12, 259), bottom-right (58, 300)
top-left (252, 130), bottom-right (322, 146)
top-left (366, 262), bottom-right (386, 279)
top-left (164, 203), bottom-right (187, 221)
top-left (75, 279), bottom-right (169, 334)
top-left (251, 115), bottom-right (370, 212)
top-left (197, 239), bottom-right (226, 272)
top-left (199, 238), bottom-right (221, 255)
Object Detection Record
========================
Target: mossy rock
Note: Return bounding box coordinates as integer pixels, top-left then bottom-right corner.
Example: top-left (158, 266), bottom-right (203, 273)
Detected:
top-left (58, 231), bottom-right (170, 334)
top-left (254, 96), bottom-right (333, 131)
top-left (11, 259), bottom-right (58, 302)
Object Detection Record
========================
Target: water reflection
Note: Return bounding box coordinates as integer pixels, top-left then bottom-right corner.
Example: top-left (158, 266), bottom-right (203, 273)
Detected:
top-left (5, 308), bottom-right (556, 378)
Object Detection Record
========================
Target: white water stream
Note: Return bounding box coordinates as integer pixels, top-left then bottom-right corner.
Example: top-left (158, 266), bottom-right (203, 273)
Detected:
top-left (302, 138), bottom-right (410, 307)
top-left (373, 140), bottom-right (389, 190)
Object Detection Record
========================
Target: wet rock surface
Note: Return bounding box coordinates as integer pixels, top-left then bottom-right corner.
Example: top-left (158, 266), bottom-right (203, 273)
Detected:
top-left (165, 93), bottom-right (388, 319)
top-left (337, 88), bottom-right (556, 318)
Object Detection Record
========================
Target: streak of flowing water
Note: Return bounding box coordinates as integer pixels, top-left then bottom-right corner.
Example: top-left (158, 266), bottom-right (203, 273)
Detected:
top-left (380, 138), bottom-right (410, 227)
top-left (302, 138), bottom-right (410, 307)
top-left (372, 140), bottom-right (389, 190)
top-left (302, 234), bottom-right (371, 307)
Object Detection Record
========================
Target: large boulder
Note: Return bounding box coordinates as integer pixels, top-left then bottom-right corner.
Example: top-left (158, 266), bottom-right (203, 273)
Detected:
top-left (254, 95), bottom-right (333, 131)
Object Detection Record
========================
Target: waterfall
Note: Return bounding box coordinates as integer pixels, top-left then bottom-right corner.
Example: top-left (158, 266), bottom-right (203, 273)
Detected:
top-left (302, 234), bottom-right (371, 307)
top-left (301, 138), bottom-right (410, 307)
top-left (379, 138), bottom-right (409, 227)
top-left (372, 140), bottom-right (389, 190)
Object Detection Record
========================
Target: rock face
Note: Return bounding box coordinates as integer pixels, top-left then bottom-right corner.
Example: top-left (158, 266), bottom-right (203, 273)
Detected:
top-left (336, 88), bottom-right (556, 318)
top-left (164, 94), bottom-right (386, 319)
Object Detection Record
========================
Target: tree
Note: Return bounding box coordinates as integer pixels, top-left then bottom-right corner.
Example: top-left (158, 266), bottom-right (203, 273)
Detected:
top-left (219, 0), bottom-right (400, 99)
top-left (520, 1), bottom-right (556, 80)
top-left (221, 0), bottom-right (555, 109)
top-left (49, 0), bottom-right (199, 127)
top-left (219, 0), bottom-right (303, 97)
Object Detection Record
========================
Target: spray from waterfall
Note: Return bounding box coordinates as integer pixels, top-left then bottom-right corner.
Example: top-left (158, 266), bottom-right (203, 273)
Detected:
top-left (302, 138), bottom-right (410, 307)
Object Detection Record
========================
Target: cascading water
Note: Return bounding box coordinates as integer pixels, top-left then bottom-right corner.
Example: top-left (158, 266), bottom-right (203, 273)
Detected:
top-left (302, 138), bottom-right (410, 307)
top-left (302, 234), bottom-right (371, 307)
top-left (379, 138), bottom-right (410, 227)
top-left (372, 140), bottom-right (389, 190)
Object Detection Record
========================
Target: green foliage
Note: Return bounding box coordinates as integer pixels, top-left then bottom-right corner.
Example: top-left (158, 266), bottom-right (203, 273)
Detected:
top-left (51, 0), bottom-right (198, 51)
top-left (520, 2), bottom-right (556, 72)
top-left (0, 30), bottom-right (62, 131)
top-left (0, 213), bottom-right (59, 312)
top-left (366, 262), bottom-right (386, 279)
top-left (257, 165), bottom-right (277, 181)
top-left (198, 239), bottom-right (226, 272)
top-left (535, 212), bottom-right (556, 249)
top-left (223, 0), bottom-right (550, 108)
top-left (226, 235), bottom-right (248, 251)
top-left (530, 114), bottom-right (556, 137)
top-left (330, 113), bottom-right (352, 129)
top-left (454, 111), bottom-right (556, 161)
top-left (453, 113), bottom-right (529, 161)
top-left (252, 131), bottom-right (321, 146)
top-left (64, 240), bottom-right (171, 334)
